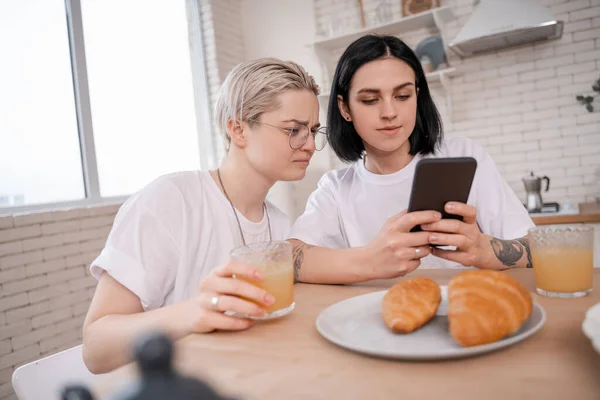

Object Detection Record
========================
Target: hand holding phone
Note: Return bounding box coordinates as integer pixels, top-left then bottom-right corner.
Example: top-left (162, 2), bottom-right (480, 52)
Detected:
top-left (407, 157), bottom-right (477, 233)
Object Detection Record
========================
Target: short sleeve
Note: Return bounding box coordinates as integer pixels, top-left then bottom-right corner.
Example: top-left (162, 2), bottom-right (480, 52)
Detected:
top-left (471, 144), bottom-right (535, 239)
top-left (289, 174), bottom-right (346, 248)
top-left (90, 176), bottom-right (183, 311)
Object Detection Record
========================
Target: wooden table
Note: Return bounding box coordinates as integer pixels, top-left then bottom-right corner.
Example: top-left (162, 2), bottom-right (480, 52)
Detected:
top-left (97, 269), bottom-right (600, 400)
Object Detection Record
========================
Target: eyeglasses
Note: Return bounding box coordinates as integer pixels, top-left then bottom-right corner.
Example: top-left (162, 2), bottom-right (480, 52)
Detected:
top-left (249, 120), bottom-right (328, 151)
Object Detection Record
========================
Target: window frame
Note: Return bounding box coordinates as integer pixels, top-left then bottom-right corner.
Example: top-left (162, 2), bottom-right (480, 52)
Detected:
top-left (2, 0), bottom-right (213, 214)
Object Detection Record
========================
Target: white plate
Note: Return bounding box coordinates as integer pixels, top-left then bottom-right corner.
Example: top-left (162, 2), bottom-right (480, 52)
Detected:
top-left (582, 302), bottom-right (600, 355)
top-left (316, 286), bottom-right (546, 360)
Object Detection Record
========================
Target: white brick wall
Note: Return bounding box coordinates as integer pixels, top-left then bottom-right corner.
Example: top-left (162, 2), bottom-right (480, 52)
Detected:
top-left (0, 204), bottom-right (119, 399)
top-left (314, 0), bottom-right (600, 205)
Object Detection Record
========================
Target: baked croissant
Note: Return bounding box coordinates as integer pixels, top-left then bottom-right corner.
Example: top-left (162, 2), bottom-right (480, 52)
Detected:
top-left (382, 277), bottom-right (441, 333)
top-left (448, 270), bottom-right (533, 347)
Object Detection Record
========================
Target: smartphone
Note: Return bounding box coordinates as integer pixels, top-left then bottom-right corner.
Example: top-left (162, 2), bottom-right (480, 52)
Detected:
top-left (407, 157), bottom-right (477, 233)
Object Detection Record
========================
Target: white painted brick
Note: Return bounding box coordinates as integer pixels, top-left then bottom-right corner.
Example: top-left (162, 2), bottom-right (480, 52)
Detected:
top-left (43, 243), bottom-right (80, 261)
top-left (560, 104), bottom-right (588, 116)
top-left (534, 54), bottom-right (575, 69)
top-left (0, 267), bottom-right (26, 285)
top-left (31, 308), bottom-right (73, 330)
top-left (503, 141), bottom-right (539, 153)
top-left (0, 250), bottom-right (43, 270)
top-left (0, 319), bottom-right (31, 341)
top-left (27, 283), bottom-right (69, 304)
top-left (557, 61), bottom-right (597, 76)
top-left (41, 220), bottom-right (79, 236)
top-left (50, 208), bottom-right (85, 222)
top-left (493, 153), bottom-right (526, 164)
top-left (10, 322), bottom-right (61, 350)
top-left (499, 62), bottom-right (534, 77)
top-left (568, 165), bottom-right (599, 176)
top-left (79, 239), bottom-right (105, 253)
top-left (454, 80), bottom-right (483, 93)
top-left (574, 27), bottom-right (600, 41)
top-left (570, 6), bottom-right (600, 22)
top-left (49, 289), bottom-right (89, 309)
top-left (540, 116), bottom-right (578, 130)
top-left (583, 174), bottom-right (599, 184)
top-left (568, 185), bottom-right (593, 195)
top-left (526, 149), bottom-right (563, 160)
top-left (63, 227), bottom-right (109, 244)
top-left (541, 137), bottom-right (575, 150)
top-left (564, 144), bottom-right (600, 156)
top-left (0, 293), bottom-right (28, 314)
top-left (575, 49), bottom-right (600, 62)
top-left (25, 258), bottom-right (67, 278)
top-left (555, 39), bottom-right (595, 55)
top-left (522, 88), bottom-right (559, 102)
top-left (5, 301), bottom-right (49, 324)
top-left (561, 82), bottom-right (594, 96)
top-left (482, 55), bottom-right (517, 68)
top-left (535, 75), bottom-right (573, 90)
top-left (463, 69), bottom-right (498, 81)
top-left (536, 96), bottom-right (574, 110)
top-left (0, 339), bottom-right (11, 356)
top-left (13, 212), bottom-right (53, 228)
top-left (47, 267), bottom-right (85, 286)
top-left (0, 216), bottom-right (14, 230)
top-left (0, 225), bottom-right (41, 244)
top-left (594, 16), bottom-right (600, 27)
top-left (488, 133), bottom-right (523, 145)
top-left (503, 122), bottom-right (539, 134)
top-left (69, 276), bottom-right (97, 292)
top-left (564, 18), bottom-right (593, 33)
top-left (500, 82), bottom-right (536, 96)
top-left (0, 241), bottom-right (22, 257)
top-left (0, 367), bottom-right (12, 384)
top-left (538, 156), bottom-right (581, 168)
top-left (551, 0), bottom-right (591, 14)
top-left (21, 234), bottom-right (62, 252)
top-left (72, 302), bottom-right (90, 317)
top-left (483, 75), bottom-right (519, 89)
top-left (66, 252), bottom-right (96, 268)
top-left (80, 216), bottom-right (115, 229)
top-left (39, 330), bottom-right (81, 354)
top-left (573, 71), bottom-right (600, 85)
top-left (523, 109), bottom-right (558, 123)
top-left (0, 344), bottom-right (39, 369)
top-left (523, 130), bottom-right (562, 141)
top-left (519, 68), bottom-right (556, 82)
top-left (578, 112), bottom-right (600, 124)
top-left (579, 133), bottom-right (600, 145)
top-left (0, 381), bottom-right (16, 398)
top-left (487, 95), bottom-right (521, 108)
top-left (0, 312), bottom-right (5, 325)
top-left (549, 176), bottom-right (584, 188)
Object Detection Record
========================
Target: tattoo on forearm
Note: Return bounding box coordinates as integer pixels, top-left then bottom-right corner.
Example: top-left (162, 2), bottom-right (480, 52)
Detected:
top-left (516, 238), bottom-right (533, 268)
top-left (490, 238), bottom-right (532, 268)
top-left (292, 243), bottom-right (313, 283)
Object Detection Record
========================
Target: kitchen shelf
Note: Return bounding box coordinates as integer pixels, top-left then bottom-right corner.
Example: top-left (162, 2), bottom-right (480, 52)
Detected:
top-left (311, 6), bottom-right (459, 121)
top-left (313, 7), bottom-right (454, 51)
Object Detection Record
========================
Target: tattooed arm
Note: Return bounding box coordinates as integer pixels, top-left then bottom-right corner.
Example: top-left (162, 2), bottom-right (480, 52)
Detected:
top-left (288, 239), bottom-right (373, 284)
top-left (489, 236), bottom-right (533, 269)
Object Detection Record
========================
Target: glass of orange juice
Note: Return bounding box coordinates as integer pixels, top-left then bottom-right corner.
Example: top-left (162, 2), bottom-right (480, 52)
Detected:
top-left (528, 225), bottom-right (594, 298)
top-left (230, 241), bottom-right (294, 320)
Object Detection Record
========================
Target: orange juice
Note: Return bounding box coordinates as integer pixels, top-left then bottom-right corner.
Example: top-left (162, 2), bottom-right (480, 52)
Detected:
top-left (241, 261), bottom-right (294, 313)
top-left (532, 247), bottom-right (593, 293)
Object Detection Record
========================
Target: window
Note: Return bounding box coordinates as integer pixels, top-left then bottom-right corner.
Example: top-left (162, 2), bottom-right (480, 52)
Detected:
top-left (0, 0), bottom-right (213, 211)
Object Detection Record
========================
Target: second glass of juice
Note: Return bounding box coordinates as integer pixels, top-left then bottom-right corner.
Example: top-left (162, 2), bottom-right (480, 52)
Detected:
top-left (528, 225), bottom-right (594, 298)
top-left (230, 240), bottom-right (294, 320)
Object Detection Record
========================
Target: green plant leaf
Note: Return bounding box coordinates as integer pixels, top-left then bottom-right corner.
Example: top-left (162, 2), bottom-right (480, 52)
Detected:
top-left (576, 95), bottom-right (585, 102)
top-left (593, 83), bottom-right (600, 93)
top-left (586, 104), bottom-right (593, 112)
top-left (585, 96), bottom-right (594, 103)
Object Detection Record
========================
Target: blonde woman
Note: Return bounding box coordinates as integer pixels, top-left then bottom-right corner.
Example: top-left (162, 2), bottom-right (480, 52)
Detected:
top-left (82, 58), bottom-right (325, 373)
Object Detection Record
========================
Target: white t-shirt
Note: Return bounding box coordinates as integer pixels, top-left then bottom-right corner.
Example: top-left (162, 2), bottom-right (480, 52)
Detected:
top-left (90, 170), bottom-right (290, 311)
top-left (290, 136), bottom-right (534, 269)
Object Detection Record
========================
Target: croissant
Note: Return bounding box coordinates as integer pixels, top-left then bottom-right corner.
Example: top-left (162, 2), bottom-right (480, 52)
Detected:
top-left (448, 270), bottom-right (533, 347)
top-left (382, 277), bottom-right (441, 333)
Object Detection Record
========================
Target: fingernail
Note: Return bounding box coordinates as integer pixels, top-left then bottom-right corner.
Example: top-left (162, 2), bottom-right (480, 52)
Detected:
top-left (435, 212), bottom-right (442, 219)
top-left (446, 203), bottom-right (455, 211)
top-left (430, 234), bottom-right (439, 242)
top-left (264, 294), bottom-right (275, 305)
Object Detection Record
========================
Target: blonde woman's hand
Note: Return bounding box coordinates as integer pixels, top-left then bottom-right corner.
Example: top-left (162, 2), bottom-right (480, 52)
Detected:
top-left (186, 261), bottom-right (275, 333)
top-left (363, 209), bottom-right (442, 280)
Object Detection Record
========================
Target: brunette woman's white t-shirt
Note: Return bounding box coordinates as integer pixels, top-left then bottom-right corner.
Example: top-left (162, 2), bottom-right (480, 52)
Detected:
top-left (90, 171), bottom-right (290, 311)
top-left (290, 136), bottom-right (534, 269)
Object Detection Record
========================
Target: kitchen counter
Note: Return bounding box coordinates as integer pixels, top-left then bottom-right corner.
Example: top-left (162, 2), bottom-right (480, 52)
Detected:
top-left (531, 202), bottom-right (600, 225)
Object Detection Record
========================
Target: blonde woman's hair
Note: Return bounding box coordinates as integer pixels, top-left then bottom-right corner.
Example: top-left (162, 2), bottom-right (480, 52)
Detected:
top-left (214, 58), bottom-right (320, 150)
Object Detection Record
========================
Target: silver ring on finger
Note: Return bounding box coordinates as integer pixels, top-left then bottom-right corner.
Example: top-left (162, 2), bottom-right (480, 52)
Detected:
top-left (210, 295), bottom-right (221, 310)
top-left (415, 247), bottom-right (421, 258)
